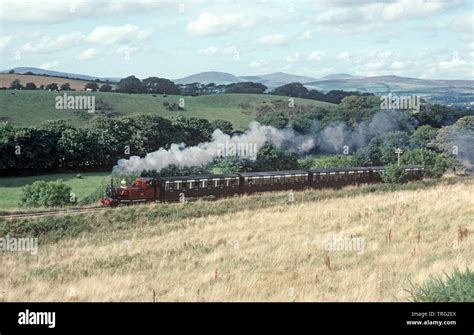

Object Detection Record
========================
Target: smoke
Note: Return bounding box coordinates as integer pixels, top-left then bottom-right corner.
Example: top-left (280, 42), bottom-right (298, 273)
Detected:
top-left (313, 109), bottom-right (413, 153)
top-left (442, 125), bottom-right (474, 171)
top-left (112, 121), bottom-right (315, 175)
top-left (112, 109), bottom-right (413, 175)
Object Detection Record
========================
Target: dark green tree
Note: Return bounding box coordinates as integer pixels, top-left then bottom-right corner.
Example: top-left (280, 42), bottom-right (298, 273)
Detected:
top-left (85, 82), bottom-right (99, 91)
top-left (254, 142), bottom-right (299, 171)
top-left (116, 75), bottom-right (146, 93)
top-left (211, 119), bottom-right (233, 135)
top-left (99, 84), bottom-right (112, 92)
top-left (10, 79), bottom-right (23, 89)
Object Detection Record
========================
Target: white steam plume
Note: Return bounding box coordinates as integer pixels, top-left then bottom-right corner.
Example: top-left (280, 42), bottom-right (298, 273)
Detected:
top-left (112, 121), bottom-right (315, 175)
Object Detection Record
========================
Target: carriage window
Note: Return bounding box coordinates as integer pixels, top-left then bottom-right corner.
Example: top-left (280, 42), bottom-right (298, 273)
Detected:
top-left (200, 180), bottom-right (208, 188)
top-left (283, 175), bottom-right (293, 183)
top-left (188, 181), bottom-right (194, 189)
top-left (175, 181), bottom-right (182, 190)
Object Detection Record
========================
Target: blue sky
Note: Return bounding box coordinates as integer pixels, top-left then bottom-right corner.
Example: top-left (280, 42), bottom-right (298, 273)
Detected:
top-left (0, 0), bottom-right (472, 80)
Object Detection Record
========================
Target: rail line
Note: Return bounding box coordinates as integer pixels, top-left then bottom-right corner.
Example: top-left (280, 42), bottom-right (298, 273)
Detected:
top-left (0, 206), bottom-right (108, 219)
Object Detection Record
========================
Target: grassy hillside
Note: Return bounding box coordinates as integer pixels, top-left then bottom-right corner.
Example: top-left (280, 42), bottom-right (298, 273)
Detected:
top-left (1, 178), bottom-right (472, 301)
top-left (0, 90), bottom-right (334, 129)
top-left (0, 73), bottom-right (102, 91)
top-left (0, 172), bottom-right (109, 209)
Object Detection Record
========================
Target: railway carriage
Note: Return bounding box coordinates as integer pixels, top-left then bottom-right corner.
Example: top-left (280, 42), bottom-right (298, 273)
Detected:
top-left (310, 167), bottom-right (372, 189)
top-left (240, 170), bottom-right (309, 194)
top-left (158, 173), bottom-right (240, 201)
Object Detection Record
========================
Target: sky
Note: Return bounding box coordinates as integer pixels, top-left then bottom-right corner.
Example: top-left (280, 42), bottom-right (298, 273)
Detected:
top-left (0, 0), bottom-right (473, 80)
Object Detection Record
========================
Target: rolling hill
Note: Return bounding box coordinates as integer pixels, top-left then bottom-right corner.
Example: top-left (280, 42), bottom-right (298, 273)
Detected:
top-left (0, 90), bottom-right (334, 129)
top-left (304, 75), bottom-right (474, 106)
top-left (240, 72), bottom-right (317, 87)
top-left (174, 71), bottom-right (245, 85)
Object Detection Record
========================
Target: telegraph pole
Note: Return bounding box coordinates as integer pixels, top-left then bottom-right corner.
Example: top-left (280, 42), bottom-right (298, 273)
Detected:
top-left (395, 148), bottom-right (403, 166)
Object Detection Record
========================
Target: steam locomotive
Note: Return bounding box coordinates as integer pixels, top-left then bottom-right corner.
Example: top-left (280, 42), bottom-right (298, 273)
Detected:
top-left (100, 165), bottom-right (424, 207)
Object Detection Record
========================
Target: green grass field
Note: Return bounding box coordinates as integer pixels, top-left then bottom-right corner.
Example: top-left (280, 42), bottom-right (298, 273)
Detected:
top-left (0, 172), bottom-right (110, 209)
top-left (0, 90), bottom-right (334, 130)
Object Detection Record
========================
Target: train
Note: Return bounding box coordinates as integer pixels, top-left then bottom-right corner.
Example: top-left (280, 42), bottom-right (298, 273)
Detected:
top-left (100, 165), bottom-right (424, 207)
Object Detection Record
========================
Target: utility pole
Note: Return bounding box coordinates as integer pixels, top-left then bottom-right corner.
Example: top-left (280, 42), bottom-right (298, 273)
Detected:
top-left (395, 148), bottom-right (403, 166)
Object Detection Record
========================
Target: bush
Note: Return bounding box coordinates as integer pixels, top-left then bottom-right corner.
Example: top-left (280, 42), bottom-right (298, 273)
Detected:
top-left (401, 148), bottom-right (453, 178)
top-left (381, 164), bottom-right (408, 184)
top-left (21, 180), bottom-right (74, 207)
top-left (310, 155), bottom-right (355, 169)
top-left (409, 268), bottom-right (474, 302)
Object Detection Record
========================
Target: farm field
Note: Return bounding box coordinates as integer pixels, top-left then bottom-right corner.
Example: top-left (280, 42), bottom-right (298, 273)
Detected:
top-left (0, 73), bottom-right (101, 91)
top-left (1, 178), bottom-right (472, 301)
top-left (0, 90), bottom-right (334, 130)
top-left (0, 172), bottom-right (110, 209)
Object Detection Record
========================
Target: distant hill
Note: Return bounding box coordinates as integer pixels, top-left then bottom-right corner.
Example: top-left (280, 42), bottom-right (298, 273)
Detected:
top-left (304, 75), bottom-right (474, 106)
top-left (174, 71), bottom-right (245, 85)
top-left (175, 71), bottom-right (317, 87)
top-left (239, 72), bottom-right (317, 88)
top-left (1, 67), bottom-right (120, 83)
top-left (320, 73), bottom-right (359, 80)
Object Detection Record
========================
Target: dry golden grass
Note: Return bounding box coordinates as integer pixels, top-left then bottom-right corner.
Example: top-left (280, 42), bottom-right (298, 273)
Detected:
top-left (1, 181), bottom-right (473, 302)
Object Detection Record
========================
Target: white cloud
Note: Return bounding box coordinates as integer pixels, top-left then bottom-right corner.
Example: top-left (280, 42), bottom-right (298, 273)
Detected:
top-left (187, 12), bottom-right (249, 37)
top-left (87, 24), bottom-right (151, 46)
top-left (336, 51), bottom-right (350, 62)
top-left (307, 51), bottom-right (325, 61)
top-left (38, 61), bottom-right (59, 69)
top-left (315, 0), bottom-right (462, 31)
top-left (286, 52), bottom-right (300, 63)
top-left (78, 48), bottom-right (96, 61)
top-left (0, 0), bottom-right (179, 24)
top-left (299, 30), bottom-right (312, 40)
top-left (256, 33), bottom-right (292, 46)
top-left (249, 59), bottom-right (266, 69)
top-left (0, 35), bottom-right (13, 49)
top-left (390, 60), bottom-right (413, 70)
top-left (438, 53), bottom-right (467, 70)
top-left (115, 46), bottom-right (138, 58)
top-left (21, 32), bottom-right (84, 53)
top-left (198, 46), bottom-right (238, 56)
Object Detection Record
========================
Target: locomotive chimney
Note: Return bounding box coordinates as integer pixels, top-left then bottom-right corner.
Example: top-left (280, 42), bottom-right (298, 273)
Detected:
top-left (110, 177), bottom-right (114, 188)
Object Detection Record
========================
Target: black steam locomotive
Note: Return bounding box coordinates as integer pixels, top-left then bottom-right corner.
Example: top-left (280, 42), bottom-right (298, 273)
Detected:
top-left (100, 165), bottom-right (424, 207)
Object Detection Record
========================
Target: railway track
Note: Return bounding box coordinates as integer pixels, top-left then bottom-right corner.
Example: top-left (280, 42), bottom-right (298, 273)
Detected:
top-left (0, 206), bottom-right (108, 219)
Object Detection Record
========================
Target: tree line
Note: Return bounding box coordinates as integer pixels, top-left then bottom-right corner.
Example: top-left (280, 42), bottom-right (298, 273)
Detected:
top-left (0, 115), bottom-right (233, 175)
top-left (6, 75), bottom-right (374, 105)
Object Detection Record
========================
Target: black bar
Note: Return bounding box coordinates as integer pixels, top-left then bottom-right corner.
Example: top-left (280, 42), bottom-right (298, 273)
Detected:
top-left (0, 302), bottom-right (472, 334)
